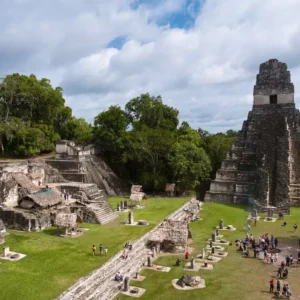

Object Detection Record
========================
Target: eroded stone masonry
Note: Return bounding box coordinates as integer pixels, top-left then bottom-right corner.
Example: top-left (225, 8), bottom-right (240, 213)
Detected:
top-left (205, 59), bottom-right (300, 212)
top-left (0, 140), bottom-right (128, 231)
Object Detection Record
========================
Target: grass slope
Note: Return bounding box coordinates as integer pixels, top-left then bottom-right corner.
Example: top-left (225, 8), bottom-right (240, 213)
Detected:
top-left (0, 197), bottom-right (188, 300)
top-left (115, 203), bottom-right (300, 300)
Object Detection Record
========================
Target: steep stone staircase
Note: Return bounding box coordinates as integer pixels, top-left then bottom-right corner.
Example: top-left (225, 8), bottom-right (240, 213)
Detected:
top-left (81, 185), bottom-right (118, 225)
top-left (57, 199), bottom-right (200, 300)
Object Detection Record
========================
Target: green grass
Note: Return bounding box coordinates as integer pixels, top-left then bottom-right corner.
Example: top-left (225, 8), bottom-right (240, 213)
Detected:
top-left (0, 197), bottom-right (188, 300)
top-left (115, 203), bottom-right (300, 300)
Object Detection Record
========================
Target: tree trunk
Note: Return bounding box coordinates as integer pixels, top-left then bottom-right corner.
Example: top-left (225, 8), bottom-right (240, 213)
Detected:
top-left (0, 134), bottom-right (4, 154)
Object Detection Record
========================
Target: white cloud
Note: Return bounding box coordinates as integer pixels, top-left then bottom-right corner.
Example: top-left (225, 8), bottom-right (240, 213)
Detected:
top-left (1, 0), bottom-right (300, 133)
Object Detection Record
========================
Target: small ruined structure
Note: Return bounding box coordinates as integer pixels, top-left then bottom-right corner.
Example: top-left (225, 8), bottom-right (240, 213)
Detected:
top-left (55, 213), bottom-right (79, 236)
top-left (165, 183), bottom-right (176, 197)
top-left (129, 192), bottom-right (146, 204)
top-left (147, 220), bottom-right (189, 253)
top-left (205, 59), bottom-right (300, 213)
top-left (131, 185), bottom-right (143, 193)
top-left (183, 198), bottom-right (201, 219)
top-left (176, 275), bottom-right (202, 287)
top-left (129, 185), bottom-right (146, 204)
top-left (0, 160), bottom-right (118, 231)
top-left (46, 140), bottom-right (128, 196)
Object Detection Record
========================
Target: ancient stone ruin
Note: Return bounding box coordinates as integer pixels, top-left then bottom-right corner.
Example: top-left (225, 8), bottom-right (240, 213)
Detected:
top-left (165, 183), bottom-right (176, 197)
top-left (46, 140), bottom-right (127, 196)
top-left (129, 185), bottom-right (146, 204)
top-left (205, 59), bottom-right (300, 213)
top-left (0, 160), bottom-right (118, 231)
top-left (147, 220), bottom-right (189, 252)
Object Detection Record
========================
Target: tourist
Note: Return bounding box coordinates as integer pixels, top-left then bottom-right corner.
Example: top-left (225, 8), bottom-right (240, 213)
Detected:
top-left (286, 285), bottom-right (292, 298)
top-left (122, 251), bottom-right (128, 260)
top-left (275, 238), bottom-right (278, 248)
top-left (92, 245), bottom-right (96, 256)
top-left (104, 248), bottom-right (108, 256)
top-left (277, 267), bottom-right (282, 278)
top-left (285, 255), bottom-right (290, 266)
top-left (254, 218), bottom-right (257, 226)
top-left (276, 280), bottom-right (281, 292)
top-left (115, 272), bottom-right (123, 282)
top-left (269, 279), bottom-right (274, 292)
top-left (176, 258), bottom-right (181, 266)
top-left (185, 251), bottom-right (190, 260)
top-left (282, 268), bottom-right (288, 279)
top-left (38, 179), bottom-right (41, 186)
top-left (263, 250), bottom-right (268, 261)
top-left (99, 244), bottom-right (104, 255)
top-left (280, 261), bottom-right (285, 269)
top-left (253, 248), bottom-right (257, 258)
top-left (283, 284), bottom-right (287, 295)
top-left (248, 224), bottom-right (251, 232)
top-left (270, 254), bottom-right (274, 264)
top-left (289, 254), bottom-right (293, 265)
top-left (293, 223), bottom-right (298, 231)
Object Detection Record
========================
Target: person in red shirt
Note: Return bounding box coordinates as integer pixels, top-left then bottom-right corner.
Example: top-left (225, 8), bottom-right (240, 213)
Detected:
top-left (185, 251), bottom-right (190, 259)
top-left (269, 279), bottom-right (274, 292)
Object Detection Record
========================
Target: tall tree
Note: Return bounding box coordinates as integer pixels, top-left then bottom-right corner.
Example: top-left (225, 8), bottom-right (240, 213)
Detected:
top-left (125, 93), bottom-right (179, 131)
top-left (168, 122), bottom-right (211, 191)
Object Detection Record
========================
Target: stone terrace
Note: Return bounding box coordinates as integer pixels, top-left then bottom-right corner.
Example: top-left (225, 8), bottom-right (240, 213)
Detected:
top-left (57, 198), bottom-right (200, 300)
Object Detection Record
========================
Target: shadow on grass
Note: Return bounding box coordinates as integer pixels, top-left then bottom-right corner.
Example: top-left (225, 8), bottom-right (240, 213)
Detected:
top-left (42, 227), bottom-right (63, 237)
top-left (214, 203), bottom-right (249, 212)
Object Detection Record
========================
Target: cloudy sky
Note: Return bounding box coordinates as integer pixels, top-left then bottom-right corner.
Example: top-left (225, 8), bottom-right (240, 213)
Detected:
top-left (2, 0), bottom-right (300, 133)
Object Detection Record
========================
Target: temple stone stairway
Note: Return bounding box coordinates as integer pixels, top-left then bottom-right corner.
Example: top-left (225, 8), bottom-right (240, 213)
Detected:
top-left (57, 199), bottom-right (200, 300)
top-left (204, 124), bottom-right (257, 204)
top-left (70, 184), bottom-right (118, 225)
top-left (205, 60), bottom-right (300, 210)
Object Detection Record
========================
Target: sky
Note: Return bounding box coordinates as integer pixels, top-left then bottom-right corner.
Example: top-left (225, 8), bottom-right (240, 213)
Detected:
top-left (1, 0), bottom-right (300, 133)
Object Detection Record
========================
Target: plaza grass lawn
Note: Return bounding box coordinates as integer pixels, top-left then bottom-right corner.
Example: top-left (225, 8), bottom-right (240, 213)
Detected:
top-left (115, 203), bottom-right (300, 300)
top-left (0, 197), bottom-right (188, 300)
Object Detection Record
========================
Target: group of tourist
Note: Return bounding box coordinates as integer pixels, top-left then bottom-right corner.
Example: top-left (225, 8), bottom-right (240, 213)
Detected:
top-left (92, 243), bottom-right (108, 256)
top-left (175, 251), bottom-right (191, 266)
top-left (281, 221), bottom-right (298, 232)
top-left (236, 215), bottom-right (300, 299)
top-left (269, 279), bottom-right (292, 298)
top-left (61, 192), bottom-right (70, 201)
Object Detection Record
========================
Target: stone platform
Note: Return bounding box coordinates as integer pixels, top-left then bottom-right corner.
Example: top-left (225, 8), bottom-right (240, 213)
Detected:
top-left (0, 252), bottom-right (26, 261)
top-left (205, 245), bottom-right (225, 251)
top-left (121, 286), bottom-right (146, 298)
top-left (196, 256), bottom-right (222, 263)
top-left (172, 279), bottom-right (206, 290)
top-left (263, 217), bottom-right (277, 222)
top-left (184, 262), bottom-right (213, 271)
top-left (144, 265), bottom-right (171, 272)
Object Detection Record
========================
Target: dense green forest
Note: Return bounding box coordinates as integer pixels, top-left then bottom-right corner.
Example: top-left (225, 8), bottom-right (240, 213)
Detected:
top-left (0, 74), bottom-right (238, 192)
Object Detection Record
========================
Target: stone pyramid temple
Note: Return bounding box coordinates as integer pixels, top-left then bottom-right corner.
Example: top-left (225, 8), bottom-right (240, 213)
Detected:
top-left (205, 59), bottom-right (300, 212)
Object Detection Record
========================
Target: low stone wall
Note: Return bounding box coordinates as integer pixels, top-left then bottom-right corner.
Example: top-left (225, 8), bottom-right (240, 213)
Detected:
top-left (57, 198), bottom-right (200, 300)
